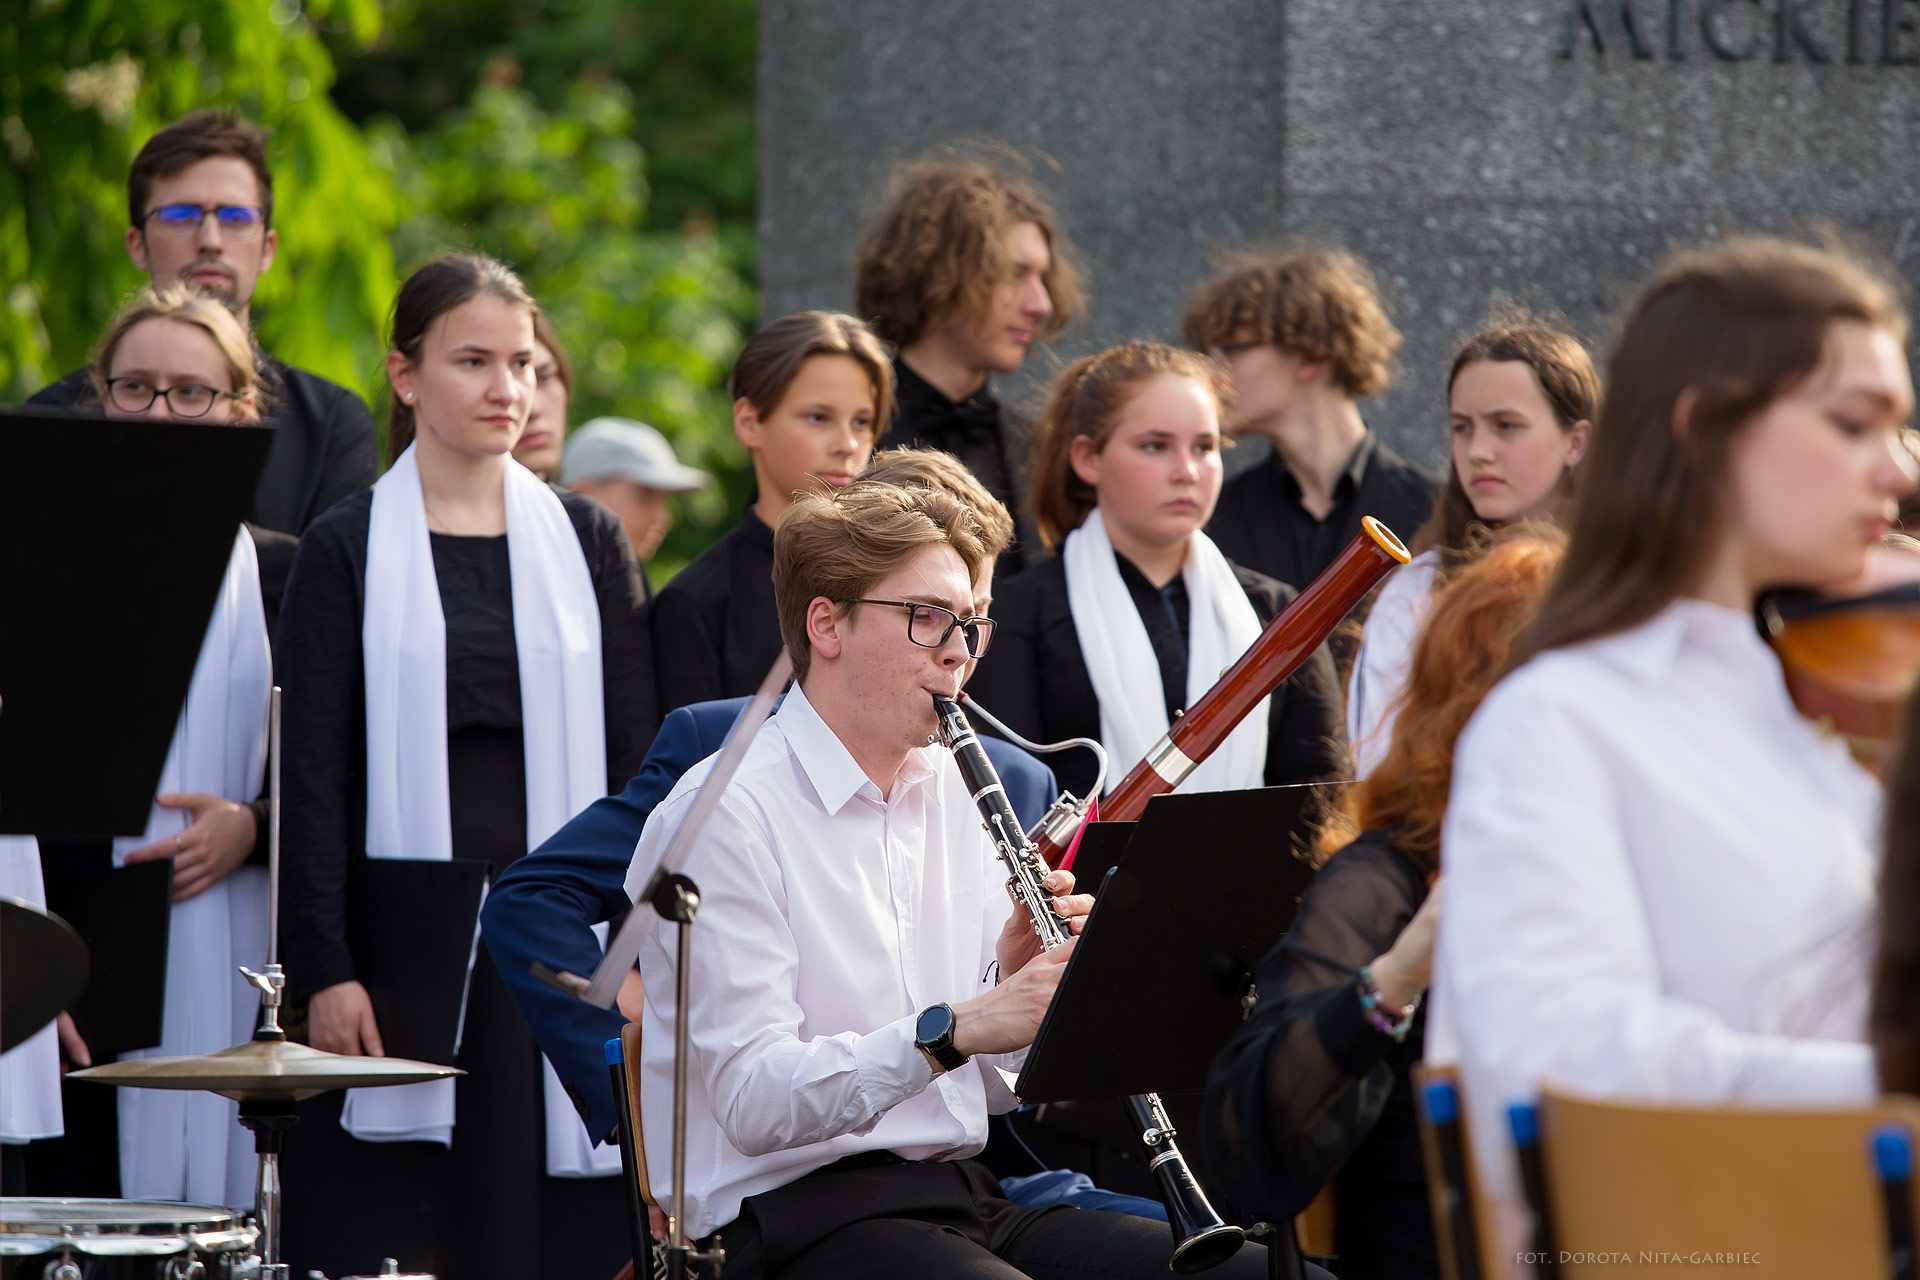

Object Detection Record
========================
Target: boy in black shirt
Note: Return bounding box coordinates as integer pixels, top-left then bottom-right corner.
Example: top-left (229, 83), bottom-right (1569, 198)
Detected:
top-left (854, 152), bottom-right (1084, 575)
top-left (1184, 245), bottom-right (1437, 593)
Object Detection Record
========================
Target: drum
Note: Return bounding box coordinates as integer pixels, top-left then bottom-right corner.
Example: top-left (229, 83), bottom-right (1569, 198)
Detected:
top-left (0, 1199), bottom-right (258, 1279)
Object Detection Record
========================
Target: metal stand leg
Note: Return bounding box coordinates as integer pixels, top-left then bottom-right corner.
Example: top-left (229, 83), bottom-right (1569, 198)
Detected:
top-left (648, 873), bottom-right (724, 1280)
top-left (240, 1097), bottom-right (297, 1278)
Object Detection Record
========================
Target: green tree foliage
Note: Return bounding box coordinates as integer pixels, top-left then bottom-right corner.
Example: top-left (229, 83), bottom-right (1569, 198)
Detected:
top-left (375, 80), bottom-right (751, 574)
top-left (6, 0), bottom-right (759, 577)
top-left (324, 0), bottom-right (757, 258)
top-left (2, 0), bottom-right (400, 402)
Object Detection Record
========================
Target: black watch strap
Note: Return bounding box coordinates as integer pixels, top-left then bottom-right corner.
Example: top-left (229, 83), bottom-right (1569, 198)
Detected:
top-left (915, 1002), bottom-right (969, 1072)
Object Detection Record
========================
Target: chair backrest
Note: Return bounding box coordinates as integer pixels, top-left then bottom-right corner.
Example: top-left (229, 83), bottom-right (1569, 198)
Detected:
top-left (1537, 1086), bottom-right (1920, 1278)
top-left (1413, 1062), bottom-right (1499, 1280)
top-left (620, 1018), bottom-right (658, 1209)
top-left (1294, 1183), bottom-right (1338, 1259)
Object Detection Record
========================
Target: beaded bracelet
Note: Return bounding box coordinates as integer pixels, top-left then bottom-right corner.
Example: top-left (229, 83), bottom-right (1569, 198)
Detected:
top-left (1357, 965), bottom-right (1421, 1042)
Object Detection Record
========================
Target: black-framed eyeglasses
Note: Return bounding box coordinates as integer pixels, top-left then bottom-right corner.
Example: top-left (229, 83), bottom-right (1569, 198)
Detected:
top-left (142, 204), bottom-right (266, 240)
top-left (840, 599), bottom-right (997, 658)
top-left (1216, 339), bottom-right (1266, 356)
top-left (104, 377), bottom-right (237, 418)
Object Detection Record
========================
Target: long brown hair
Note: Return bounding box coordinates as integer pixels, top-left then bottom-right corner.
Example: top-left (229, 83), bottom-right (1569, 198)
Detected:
top-left (1324, 529), bottom-right (1564, 872)
top-left (1410, 315), bottom-right (1599, 583)
top-left (853, 147), bottom-right (1083, 348)
top-left (1027, 341), bottom-right (1233, 549)
top-left (1514, 235), bottom-right (1907, 667)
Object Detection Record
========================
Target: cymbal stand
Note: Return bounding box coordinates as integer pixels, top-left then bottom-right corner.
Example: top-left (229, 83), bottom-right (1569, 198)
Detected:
top-left (237, 685), bottom-right (293, 1280)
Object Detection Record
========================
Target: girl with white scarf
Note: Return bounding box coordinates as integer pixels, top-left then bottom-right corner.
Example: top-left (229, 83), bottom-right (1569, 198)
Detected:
top-left (275, 254), bottom-right (650, 1280)
top-left (21, 286), bottom-right (273, 1206)
top-left (966, 341), bottom-right (1347, 805)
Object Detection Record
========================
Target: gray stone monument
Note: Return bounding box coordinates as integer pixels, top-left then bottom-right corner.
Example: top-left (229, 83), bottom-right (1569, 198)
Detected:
top-left (759, 0), bottom-right (1920, 475)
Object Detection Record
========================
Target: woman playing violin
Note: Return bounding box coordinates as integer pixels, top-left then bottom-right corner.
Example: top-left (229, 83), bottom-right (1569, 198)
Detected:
top-left (1430, 236), bottom-right (1917, 1275)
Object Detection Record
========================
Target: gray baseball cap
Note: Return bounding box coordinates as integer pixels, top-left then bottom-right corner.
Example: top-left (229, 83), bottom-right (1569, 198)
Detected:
top-left (561, 417), bottom-right (711, 492)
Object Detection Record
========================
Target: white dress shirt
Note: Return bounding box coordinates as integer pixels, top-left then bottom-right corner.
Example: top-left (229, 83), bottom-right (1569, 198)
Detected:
top-left (1345, 551), bottom-right (1439, 778)
top-left (630, 686), bottom-right (1025, 1238)
top-left (1427, 598), bottom-right (1881, 1271)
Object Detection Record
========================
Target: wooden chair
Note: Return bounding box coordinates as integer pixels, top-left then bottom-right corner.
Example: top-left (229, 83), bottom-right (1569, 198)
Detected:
top-left (608, 1020), bottom-right (661, 1280)
top-left (1413, 1063), bottom-right (1499, 1280)
top-left (1293, 1183), bottom-right (1338, 1259)
top-left (1534, 1086), bottom-right (1920, 1279)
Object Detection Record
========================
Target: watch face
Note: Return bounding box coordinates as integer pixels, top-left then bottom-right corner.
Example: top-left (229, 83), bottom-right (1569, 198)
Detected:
top-left (916, 1004), bottom-right (953, 1046)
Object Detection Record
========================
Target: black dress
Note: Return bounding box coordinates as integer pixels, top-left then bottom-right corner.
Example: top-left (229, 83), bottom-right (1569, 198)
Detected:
top-left (275, 486), bottom-right (651, 1280)
top-left (644, 506), bottom-right (783, 740)
top-left (1202, 829), bottom-right (1438, 1280)
top-left (963, 550), bottom-right (1349, 801)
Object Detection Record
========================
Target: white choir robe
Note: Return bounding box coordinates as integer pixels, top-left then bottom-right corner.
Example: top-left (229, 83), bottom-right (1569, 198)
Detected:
top-left (112, 530), bottom-right (272, 1208)
top-left (1426, 598), bottom-right (1882, 1277)
top-left (0, 836), bottom-right (63, 1145)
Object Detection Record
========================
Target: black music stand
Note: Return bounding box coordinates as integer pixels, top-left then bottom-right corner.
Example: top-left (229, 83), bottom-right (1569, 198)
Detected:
top-left (0, 405), bottom-right (272, 836)
top-left (1015, 786), bottom-right (1320, 1104)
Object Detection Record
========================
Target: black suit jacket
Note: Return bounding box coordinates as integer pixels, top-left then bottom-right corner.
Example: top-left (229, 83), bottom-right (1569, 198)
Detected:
top-left (964, 554), bottom-right (1349, 801)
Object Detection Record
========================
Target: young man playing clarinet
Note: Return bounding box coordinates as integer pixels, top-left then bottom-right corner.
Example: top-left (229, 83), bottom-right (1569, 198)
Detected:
top-left (626, 483), bottom-right (1284, 1280)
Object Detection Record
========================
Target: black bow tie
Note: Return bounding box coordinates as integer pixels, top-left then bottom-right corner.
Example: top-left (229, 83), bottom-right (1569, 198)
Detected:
top-left (923, 393), bottom-right (1002, 450)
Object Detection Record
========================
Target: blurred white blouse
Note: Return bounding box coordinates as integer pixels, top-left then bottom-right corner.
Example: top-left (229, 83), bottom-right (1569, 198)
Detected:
top-left (1427, 596), bottom-right (1881, 1273)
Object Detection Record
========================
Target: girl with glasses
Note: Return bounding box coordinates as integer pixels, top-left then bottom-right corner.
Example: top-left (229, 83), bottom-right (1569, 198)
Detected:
top-left (966, 340), bottom-right (1347, 803)
top-left (24, 284), bottom-right (274, 1209)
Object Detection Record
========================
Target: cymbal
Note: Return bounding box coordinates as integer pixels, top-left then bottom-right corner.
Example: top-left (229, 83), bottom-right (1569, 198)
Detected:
top-left (1, 897), bottom-right (88, 1053)
top-left (69, 1037), bottom-right (463, 1102)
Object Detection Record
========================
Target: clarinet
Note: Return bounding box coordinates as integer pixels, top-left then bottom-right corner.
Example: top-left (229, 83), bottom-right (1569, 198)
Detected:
top-left (932, 695), bottom-right (1246, 1275)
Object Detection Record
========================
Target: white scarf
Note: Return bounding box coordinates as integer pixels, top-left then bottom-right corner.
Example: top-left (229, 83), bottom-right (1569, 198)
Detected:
top-left (1061, 509), bottom-right (1268, 793)
top-left (345, 445), bottom-right (620, 1178)
top-left (0, 836), bottom-right (62, 1144)
top-left (110, 528), bottom-right (272, 1207)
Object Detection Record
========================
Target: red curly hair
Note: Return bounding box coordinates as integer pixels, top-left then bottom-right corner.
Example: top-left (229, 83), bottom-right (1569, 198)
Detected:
top-left (1342, 527), bottom-right (1565, 873)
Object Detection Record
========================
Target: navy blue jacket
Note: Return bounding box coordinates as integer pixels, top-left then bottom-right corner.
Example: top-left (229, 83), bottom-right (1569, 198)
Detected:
top-left (481, 695), bottom-right (1061, 1142)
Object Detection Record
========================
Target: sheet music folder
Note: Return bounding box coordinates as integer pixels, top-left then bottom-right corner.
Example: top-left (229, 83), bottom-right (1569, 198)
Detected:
top-left (0, 406), bottom-right (272, 836)
top-left (348, 859), bottom-right (491, 1066)
top-left (40, 854), bottom-right (174, 1058)
top-left (1015, 786), bottom-right (1320, 1104)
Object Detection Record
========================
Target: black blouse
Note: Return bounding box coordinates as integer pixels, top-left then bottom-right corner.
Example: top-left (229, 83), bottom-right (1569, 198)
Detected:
top-left (1202, 828), bottom-right (1437, 1280)
top-left (275, 486), bottom-right (652, 1001)
top-left (644, 506), bottom-right (783, 743)
top-left (963, 550), bottom-right (1349, 800)
top-left (1207, 432), bottom-right (1438, 595)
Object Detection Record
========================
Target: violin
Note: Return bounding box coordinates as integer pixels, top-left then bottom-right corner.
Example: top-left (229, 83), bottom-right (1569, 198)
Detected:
top-left (1762, 542), bottom-right (1920, 767)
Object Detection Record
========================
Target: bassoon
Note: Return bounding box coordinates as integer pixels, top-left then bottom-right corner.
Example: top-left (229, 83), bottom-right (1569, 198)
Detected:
top-left (1014, 515), bottom-right (1409, 867)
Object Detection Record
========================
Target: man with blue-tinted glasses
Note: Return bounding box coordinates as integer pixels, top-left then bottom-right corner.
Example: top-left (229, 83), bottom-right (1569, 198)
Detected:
top-left (29, 109), bottom-right (377, 634)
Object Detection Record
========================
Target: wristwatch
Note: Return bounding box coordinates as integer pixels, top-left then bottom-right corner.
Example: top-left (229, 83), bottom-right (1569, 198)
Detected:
top-left (914, 1003), bottom-right (969, 1073)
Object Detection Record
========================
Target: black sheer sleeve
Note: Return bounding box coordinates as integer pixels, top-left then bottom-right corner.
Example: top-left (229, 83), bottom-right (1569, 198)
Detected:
top-left (560, 490), bottom-right (656, 787)
top-left (1202, 831), bottom-right (1428, 1221)
top-left (275, 494), bottom-right (372, 1001)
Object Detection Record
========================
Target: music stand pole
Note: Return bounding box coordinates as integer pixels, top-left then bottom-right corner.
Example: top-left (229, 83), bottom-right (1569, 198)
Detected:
top-left (649, 872), bottom-right (723, 1280)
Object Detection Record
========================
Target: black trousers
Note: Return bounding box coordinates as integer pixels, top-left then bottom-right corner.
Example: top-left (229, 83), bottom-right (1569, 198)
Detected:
top-left (715, 1155), bottom-right (1289, 1280)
